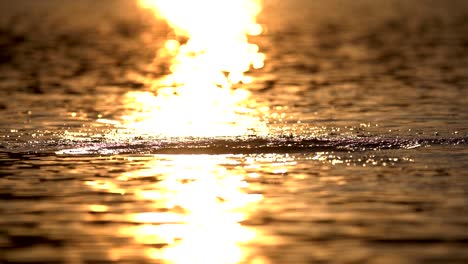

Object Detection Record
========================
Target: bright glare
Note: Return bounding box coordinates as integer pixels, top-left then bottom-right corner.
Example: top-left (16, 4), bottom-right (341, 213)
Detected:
top-left (112, 155), bottom-right (264, 264)
top-left (119, 0), bottom-right (267, 137)
top-left (80, 154), bottom-right (293, 263)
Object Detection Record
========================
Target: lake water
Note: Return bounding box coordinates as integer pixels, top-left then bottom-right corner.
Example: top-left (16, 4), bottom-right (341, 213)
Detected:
top-left (0, 0), bottom-right (467, 263)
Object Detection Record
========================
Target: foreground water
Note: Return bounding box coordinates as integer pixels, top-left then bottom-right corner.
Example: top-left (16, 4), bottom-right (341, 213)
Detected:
top-left (1, 0), bottom-right (467, 263)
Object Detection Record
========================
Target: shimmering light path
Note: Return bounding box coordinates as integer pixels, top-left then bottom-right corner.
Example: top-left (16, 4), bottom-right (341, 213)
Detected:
top-left (89, 155), bottom-right (264, 264)
top-left (106, 0), bottom-right (268, 137)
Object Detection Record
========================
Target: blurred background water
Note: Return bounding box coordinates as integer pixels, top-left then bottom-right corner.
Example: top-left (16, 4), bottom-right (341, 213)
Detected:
top-left (0, 0), bottom-right (467, 263)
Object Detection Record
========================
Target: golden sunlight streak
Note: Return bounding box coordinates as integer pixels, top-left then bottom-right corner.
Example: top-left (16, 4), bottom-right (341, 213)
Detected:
top-left (117, 0), bottom-right (267, 137)
top-left (104, 155), bottom-right (265, 264)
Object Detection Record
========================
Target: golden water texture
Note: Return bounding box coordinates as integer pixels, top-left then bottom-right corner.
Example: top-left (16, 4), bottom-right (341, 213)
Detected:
top-left (0, 0), bottom-right (468, 263)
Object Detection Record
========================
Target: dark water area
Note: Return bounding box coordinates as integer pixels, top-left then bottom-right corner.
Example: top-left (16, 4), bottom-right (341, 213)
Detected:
top-left (1, 0), bottom-right (468, 263)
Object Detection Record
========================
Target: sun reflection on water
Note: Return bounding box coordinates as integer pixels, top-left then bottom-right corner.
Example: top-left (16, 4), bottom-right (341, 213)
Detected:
top-left (118, 89), bottom-right (267, 137)
top-left (80, 1), bottom-right (273, 262)
top-left (85, 155), bottom-right (266, 263)
top-left (108, 0), bottom-right (267, 138)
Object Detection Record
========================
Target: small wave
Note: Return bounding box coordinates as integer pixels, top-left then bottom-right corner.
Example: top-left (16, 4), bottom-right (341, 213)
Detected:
top-left (46, 135), bottom-right (466, 155)
top-left (1, 135), bottom-right (465, 155)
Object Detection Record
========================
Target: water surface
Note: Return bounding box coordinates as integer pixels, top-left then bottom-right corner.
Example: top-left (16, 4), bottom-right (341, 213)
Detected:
top-left (1, 0), bottom-right (467, 263)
